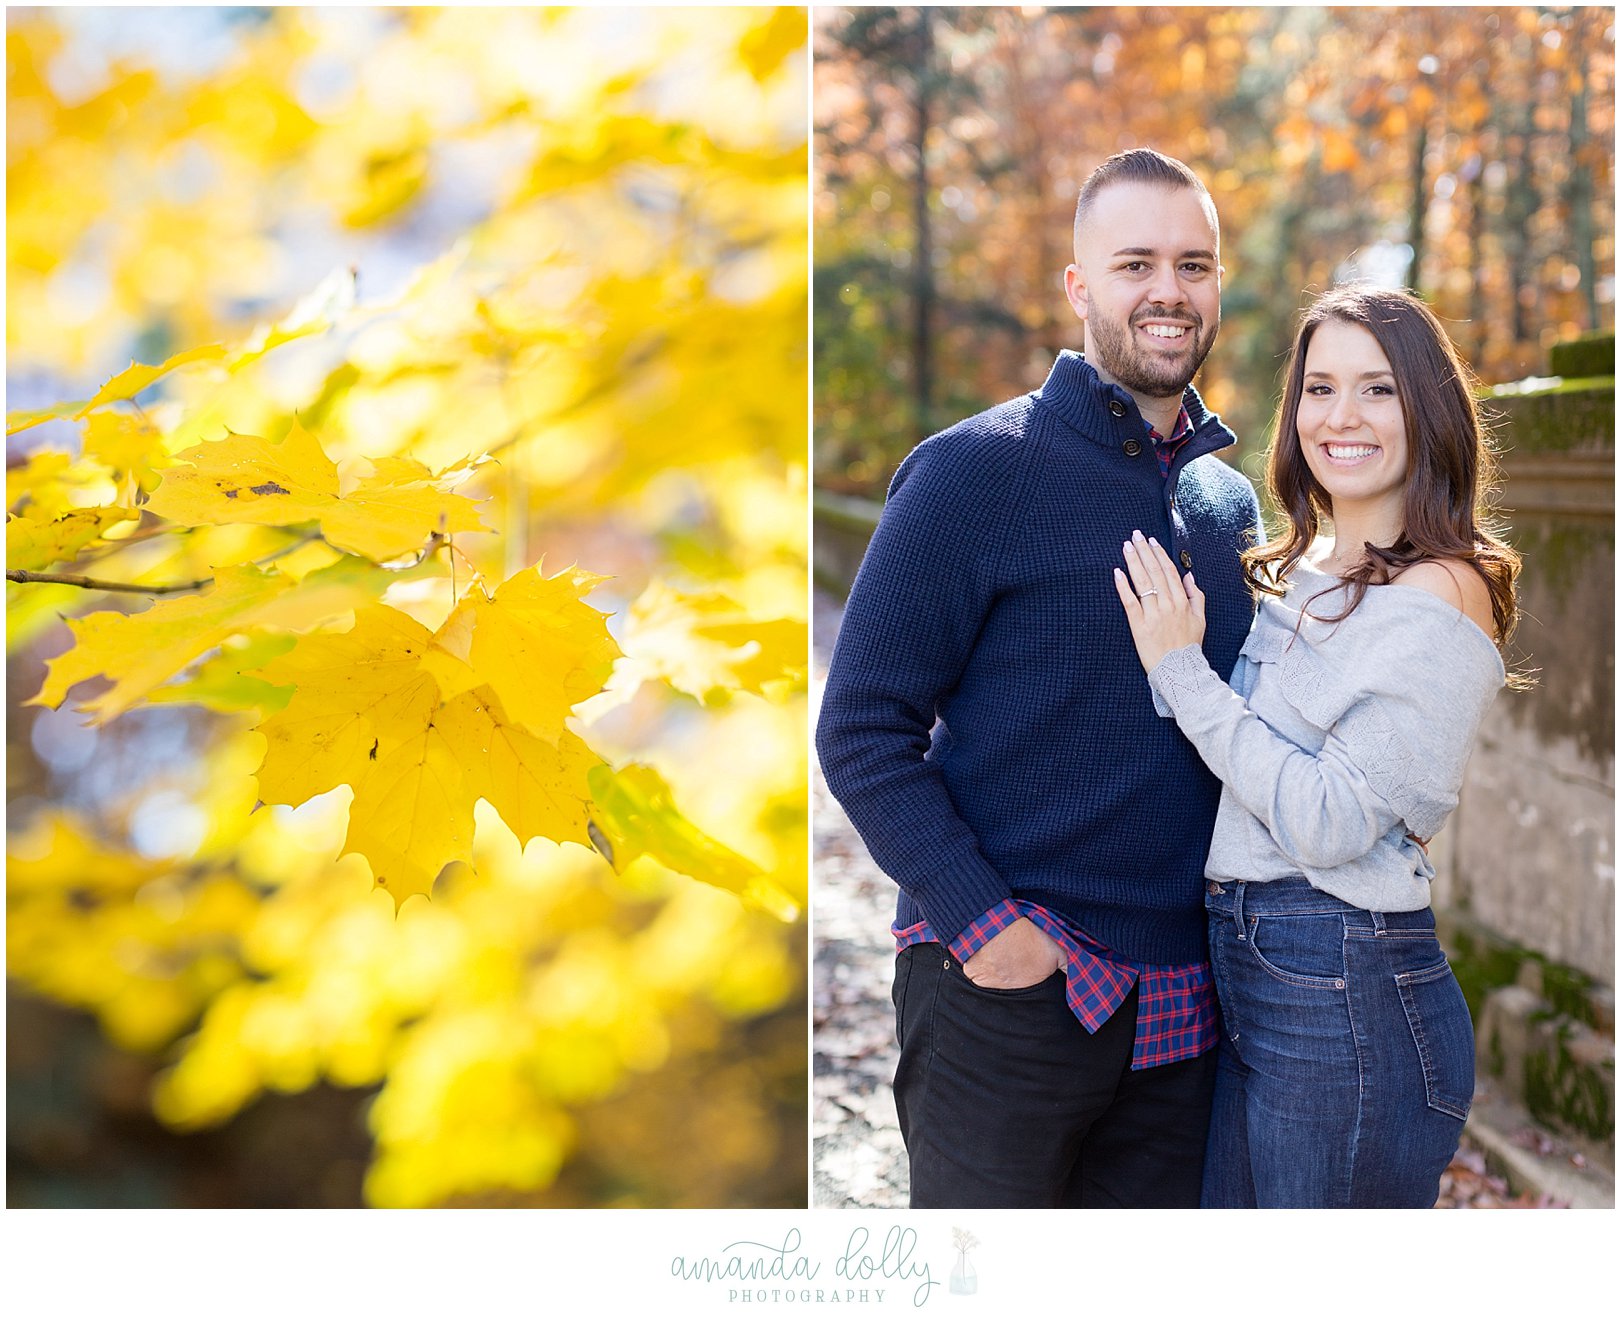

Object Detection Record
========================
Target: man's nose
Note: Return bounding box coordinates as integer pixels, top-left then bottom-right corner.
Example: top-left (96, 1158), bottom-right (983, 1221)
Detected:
top-left (1146, 263), bottom-right (1188, 307)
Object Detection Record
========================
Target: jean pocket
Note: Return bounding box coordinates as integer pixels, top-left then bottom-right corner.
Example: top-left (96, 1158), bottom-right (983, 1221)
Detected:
top-left (892, 951), bottom-right (914, 1048)
top-left (1395, 959), bottom-right (1475, 1120)
top-left (1244, 913), bottom-right (1347, 989)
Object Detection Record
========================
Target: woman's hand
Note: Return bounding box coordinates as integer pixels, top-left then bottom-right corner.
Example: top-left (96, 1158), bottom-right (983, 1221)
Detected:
top-left (1112, 529), bottom-right (1206, 673)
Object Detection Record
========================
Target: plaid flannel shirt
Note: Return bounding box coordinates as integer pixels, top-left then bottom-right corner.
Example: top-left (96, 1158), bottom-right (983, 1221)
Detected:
top-left (895, 898), bottom-right (1218, 1069)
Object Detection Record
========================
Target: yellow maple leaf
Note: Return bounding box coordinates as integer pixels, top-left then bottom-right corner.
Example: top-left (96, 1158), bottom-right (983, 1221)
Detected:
top-left (145, 420), bottom-right (488, 561)
top-left (425, 564), bottom-right (621, 744)
top-left (250, 600), bottom-right (609, 909)
top-left (6, 507), bottom-right (137, 572)
top-left (343, 710), bottom-right (472, 910)
top-left (442, 687), bottom-right (603, 852)
top-left (30, 565), bottom-right (296, 724)
top-left (252, 605), bottom-right (441, 807)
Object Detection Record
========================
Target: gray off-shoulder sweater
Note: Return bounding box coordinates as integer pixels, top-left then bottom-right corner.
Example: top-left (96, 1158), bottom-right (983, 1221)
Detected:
top-left (1147, 559), bottom-right (1506, 912)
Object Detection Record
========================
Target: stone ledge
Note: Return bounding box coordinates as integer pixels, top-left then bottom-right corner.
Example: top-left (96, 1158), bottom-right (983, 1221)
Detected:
top-left (1477, 982), bottom-right (1615, 1165)
top-left (1465, 1078), bottom-right (1615, 1209)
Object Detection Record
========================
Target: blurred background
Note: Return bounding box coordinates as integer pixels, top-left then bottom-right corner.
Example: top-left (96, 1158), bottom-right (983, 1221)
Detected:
top-left (811, 6), bottom-right (1614, 1208)
top-left (813, 5), bottom-right (1613, 490)
top-left (8, 6), bottom-right (810, 1207)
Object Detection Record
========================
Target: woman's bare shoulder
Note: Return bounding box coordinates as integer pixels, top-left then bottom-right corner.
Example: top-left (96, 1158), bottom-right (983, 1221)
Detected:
top-left (1390, 559), bottom-right (1496, 637)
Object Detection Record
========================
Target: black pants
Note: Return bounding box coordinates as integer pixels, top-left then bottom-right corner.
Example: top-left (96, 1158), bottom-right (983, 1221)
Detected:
top-left (891, 944), bottom-right (1216, 1208)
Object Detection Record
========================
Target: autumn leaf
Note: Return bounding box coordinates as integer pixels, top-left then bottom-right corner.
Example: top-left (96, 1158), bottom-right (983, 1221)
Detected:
top-left (30, 565), bottom-right (297, 724)
top-left (145, 632), bottom-right (297, 715)
top-left (6, 507), bottom-right (137, 572)
top-left (343, 709), bottom-right (472, 909)
top-left (442, 687), bottom-right (603, 852)
top-left (7, 346), bottom-right (229, 435)
top-left (145, 419), bottom-right (489, 560)
top-left (425, 564), bottom-right (621, 743)
top-left (587, 762), bottom-right (798, 919)
top-left (251, 601), bottom-right (606, 908)
top-left (251, 604), bottom-right (441, 807)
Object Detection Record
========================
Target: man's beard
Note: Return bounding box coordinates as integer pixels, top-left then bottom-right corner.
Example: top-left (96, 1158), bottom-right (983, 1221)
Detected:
top-left (1089, 305), bottom-right (1218, 399)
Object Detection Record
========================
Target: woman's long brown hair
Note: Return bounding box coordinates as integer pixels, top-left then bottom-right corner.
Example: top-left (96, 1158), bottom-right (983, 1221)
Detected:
top-left (1243, 286), bottom-right (1523, 659)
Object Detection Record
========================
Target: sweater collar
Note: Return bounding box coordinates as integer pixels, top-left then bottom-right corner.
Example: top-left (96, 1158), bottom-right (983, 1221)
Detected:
top-left (1034, 349), bottom-right (1235, 459)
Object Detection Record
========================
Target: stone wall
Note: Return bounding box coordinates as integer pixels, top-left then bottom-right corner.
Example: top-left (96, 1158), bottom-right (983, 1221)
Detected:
top-left (1433, 331), bottom-right (1615, 1165)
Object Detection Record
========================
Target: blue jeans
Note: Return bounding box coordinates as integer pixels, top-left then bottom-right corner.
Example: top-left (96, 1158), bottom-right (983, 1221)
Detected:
top-left (1202, 877), bottom-right (1474, 1208)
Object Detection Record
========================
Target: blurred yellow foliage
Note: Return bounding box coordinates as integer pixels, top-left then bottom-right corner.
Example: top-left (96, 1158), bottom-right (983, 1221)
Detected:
top-left (7, 5), bottom-right (808, 1207)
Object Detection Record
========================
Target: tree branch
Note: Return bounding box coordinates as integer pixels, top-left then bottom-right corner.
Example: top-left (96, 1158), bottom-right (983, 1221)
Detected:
top-left (6, 568), bottom-right (214, 595)
top-left (7, 529), bottom-right (331, 595)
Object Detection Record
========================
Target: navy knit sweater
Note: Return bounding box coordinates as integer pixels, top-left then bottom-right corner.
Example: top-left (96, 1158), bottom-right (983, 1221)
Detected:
top-left (817, 351), bottom-right (1261, 965)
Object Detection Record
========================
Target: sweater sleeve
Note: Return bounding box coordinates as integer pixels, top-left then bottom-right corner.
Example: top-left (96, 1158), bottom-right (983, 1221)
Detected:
top-left (815, 433), bottom-right (1035, 945)
top-left (1145, 609), bottom-right (1502, 867)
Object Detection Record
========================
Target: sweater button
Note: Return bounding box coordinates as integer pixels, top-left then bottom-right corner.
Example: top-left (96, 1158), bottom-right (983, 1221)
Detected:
top-left (1122, 438), bottom-right (1143, 457)
top-left (1109, 400), bottom-right (1127, 418)
top-left (1180, 550), bottom-right (1193, 569)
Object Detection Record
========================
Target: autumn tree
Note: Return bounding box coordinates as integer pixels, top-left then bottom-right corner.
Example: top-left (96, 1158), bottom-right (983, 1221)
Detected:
top-left (815, 5), bottom-right (1614, 492)
top-left (7, 6), bottom-right (810, 1208)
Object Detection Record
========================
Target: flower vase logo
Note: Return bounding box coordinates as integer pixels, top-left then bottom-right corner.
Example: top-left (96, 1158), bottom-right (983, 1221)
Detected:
top-left (950, 1229), bottom-right (979, 1296)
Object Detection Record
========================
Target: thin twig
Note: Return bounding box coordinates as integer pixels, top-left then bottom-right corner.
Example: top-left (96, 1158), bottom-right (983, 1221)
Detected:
top-left (6, 568), bottom-right (213, 595)
top-left (9, 529), bottom-right (331, 595)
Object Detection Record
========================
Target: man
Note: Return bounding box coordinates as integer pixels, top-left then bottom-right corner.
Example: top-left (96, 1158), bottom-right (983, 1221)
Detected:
top-left (816, 149), bottom-right (1261, 1208)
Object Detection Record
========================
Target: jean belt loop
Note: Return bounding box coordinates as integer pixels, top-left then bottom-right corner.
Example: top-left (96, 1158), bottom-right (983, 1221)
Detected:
top-left (1232, 880), bottom-right (1247, 937)
top-left (1371, 908), bottom-right (1387, 936)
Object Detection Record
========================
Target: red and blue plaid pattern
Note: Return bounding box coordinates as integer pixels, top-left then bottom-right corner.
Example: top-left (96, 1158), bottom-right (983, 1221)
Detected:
top-left (1150, 406), bottom-right (1194, 479)
top-left (895, 896), bottom-right (1218, 1069)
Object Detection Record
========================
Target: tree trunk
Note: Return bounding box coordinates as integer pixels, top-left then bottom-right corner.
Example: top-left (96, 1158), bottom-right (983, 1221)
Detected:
top-left (1567, 17), bottom-right (1599, 331)
top-left (911, 9), bottom-right (935, 430)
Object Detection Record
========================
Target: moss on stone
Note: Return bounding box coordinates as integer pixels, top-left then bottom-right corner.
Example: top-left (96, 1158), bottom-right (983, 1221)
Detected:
top-left (1549, 331), bottom-right (1616, 380)
top-left (1445, 921), bottom-right (1532, 1026)
top-left (1522, 1025), bottom-right (1615, 1143)
top-left (1442, 916), bottom-right (1603, 1030)
top-left (1484, 382), bottom-right (1615, 455)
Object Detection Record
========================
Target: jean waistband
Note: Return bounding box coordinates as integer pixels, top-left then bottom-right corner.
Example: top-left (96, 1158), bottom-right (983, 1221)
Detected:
top-left (1204, 876), bottom-right (1435, 935)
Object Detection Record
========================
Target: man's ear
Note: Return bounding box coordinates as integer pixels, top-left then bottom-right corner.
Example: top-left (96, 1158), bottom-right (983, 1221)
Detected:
top-left (1063, 264), bottom-right (1088, 322)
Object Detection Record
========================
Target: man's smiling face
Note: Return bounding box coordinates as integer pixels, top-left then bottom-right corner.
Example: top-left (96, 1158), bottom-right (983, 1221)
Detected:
top-left (1064, 180), bottom-right (1222, 402)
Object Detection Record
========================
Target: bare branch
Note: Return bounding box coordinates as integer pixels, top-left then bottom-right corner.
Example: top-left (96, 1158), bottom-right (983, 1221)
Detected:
top-left (6, 568), bottom-right (214, 595)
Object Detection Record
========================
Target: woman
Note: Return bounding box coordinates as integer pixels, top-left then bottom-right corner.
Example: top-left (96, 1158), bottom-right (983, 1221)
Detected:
top-left (1111, 285), bottom-right (1521, 1208)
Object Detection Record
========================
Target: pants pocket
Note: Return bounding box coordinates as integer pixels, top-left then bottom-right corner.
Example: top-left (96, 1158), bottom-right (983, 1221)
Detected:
top-left (1395, 959), bottom-right (1475, 1120)
top-left (892, 949), bottom-right (915, 1048)
top-left (1244, 913), bottom-right (1346, 989)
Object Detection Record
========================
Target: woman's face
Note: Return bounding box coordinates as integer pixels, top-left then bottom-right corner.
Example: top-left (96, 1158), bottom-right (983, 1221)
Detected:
top-left (1295, 319), bottom-right (1409, 528)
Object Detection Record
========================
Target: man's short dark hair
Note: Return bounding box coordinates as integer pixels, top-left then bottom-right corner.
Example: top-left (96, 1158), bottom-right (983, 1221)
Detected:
top-left (1073, 149), bottom-right (1213, 239)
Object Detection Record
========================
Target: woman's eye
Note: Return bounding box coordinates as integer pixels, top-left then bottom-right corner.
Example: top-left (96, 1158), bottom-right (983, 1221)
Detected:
top-left (1305, 384), bottom-right (1332, 395)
